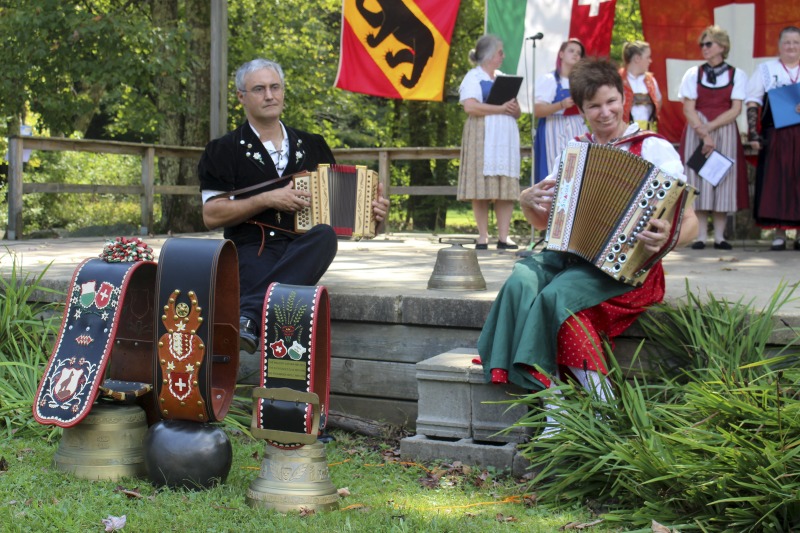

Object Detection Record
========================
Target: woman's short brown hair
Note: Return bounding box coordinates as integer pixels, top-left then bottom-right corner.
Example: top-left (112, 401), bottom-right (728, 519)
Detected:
top-left (699, 25), bottom-right (731, 60)
top-left (569, 57), bottom-right (623, 111)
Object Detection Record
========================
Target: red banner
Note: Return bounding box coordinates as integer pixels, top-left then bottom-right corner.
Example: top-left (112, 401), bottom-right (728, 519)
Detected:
top-left (642, 1), bottom-right (800, 142)
top-left (569, 0), bottom-right (617, 56)
top-left (335, 0), bottom-right (460, 101)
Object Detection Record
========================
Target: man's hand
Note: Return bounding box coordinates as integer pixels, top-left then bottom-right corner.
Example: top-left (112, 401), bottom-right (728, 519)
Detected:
top-left (267, 180), bottom-right (311, 212)
top-left (372, 182), bottom-right (390, 222)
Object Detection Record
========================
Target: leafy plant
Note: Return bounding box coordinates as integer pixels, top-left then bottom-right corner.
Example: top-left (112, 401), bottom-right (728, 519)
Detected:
top-left (0, 250), bottom-right (62, 439)
top-left (512, 283), bottom-right (800, 531)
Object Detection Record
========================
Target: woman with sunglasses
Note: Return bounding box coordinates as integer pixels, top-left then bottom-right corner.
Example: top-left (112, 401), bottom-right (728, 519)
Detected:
top-left (745, 26), bottom-right (800, 251)
top-left (678, 25), bottom-right (749, 250)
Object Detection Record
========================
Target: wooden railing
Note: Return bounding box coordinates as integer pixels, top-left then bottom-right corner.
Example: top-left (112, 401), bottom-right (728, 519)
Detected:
top-left (4, 136), bottom-right (533, 240)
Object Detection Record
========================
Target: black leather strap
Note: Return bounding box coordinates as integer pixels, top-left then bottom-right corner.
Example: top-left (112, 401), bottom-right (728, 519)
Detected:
top-left (154, 238), bottom-right (239, 422)
top-left (33, 258), bottom-right (157, 428)
top-left (252, 283), bottom-right (331, 448)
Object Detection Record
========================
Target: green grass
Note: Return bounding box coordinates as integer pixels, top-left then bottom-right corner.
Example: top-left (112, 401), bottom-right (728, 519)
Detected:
top-left (0, 430), bottom-right (617, 532)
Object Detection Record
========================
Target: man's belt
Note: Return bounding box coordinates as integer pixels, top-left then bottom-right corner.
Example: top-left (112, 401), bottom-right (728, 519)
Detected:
top-left (33, 258), bottom-right (157, 428)
top-left (154, 238), bottom-right (239, 422)
top-left (251, 283), bottom-right (331, 448)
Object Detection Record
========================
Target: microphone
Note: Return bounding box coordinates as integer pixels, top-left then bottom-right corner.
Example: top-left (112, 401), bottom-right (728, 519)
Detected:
top-left (525, 33), bottom-right (544, 41)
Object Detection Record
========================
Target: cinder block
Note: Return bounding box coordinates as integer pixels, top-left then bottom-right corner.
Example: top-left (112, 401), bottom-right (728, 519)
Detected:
top-left (399, 435), bottom-right (517, 472)
top-left (468, 363), bottom-right (532, 444)
top-left (415, 350), bottom-right (474, 439)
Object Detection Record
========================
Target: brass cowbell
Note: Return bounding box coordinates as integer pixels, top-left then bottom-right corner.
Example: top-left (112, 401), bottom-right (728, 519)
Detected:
top-left (427, 238), bottom-right (487, 291)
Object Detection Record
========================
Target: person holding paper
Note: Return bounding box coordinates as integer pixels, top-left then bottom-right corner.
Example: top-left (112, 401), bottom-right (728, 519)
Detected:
top-left (533, 39), bottom-right (589, 184)
top-left (458, 34), bottom-right (521, 250)
top-left (745, 26), bottom-right (800, 251)
top-left (678, 25), bottom-right (749, 250)
top-left (619, 41), bottom-right (662, 131)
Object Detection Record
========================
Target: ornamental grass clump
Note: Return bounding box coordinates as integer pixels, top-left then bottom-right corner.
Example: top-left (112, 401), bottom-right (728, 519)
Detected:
top-left (0, 251), bottom-right (62, 439)
top-left (512, 281), bottom-right (800, 531)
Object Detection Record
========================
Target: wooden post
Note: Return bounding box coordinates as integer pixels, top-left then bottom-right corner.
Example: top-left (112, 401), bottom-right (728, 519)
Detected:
top-left (141, 147), bottom-right (155, 235)
top-left (210, 0), bottom-right (228, 140)
top-left (7, 136), bottom-right (23, 240)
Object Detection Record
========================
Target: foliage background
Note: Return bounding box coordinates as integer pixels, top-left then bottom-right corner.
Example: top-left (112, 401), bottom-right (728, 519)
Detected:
top-left (0, 0), bottom-right (643, 236)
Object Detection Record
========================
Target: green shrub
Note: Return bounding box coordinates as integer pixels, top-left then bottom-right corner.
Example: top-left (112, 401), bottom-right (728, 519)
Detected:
top-left (0, 250), bottom-right (62, 439)
top-left (512, 283), bottom-right (800, 531)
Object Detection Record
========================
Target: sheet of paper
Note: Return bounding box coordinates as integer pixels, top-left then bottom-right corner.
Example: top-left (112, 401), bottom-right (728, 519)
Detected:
top-left (697, 150), bottom-right (733, 187)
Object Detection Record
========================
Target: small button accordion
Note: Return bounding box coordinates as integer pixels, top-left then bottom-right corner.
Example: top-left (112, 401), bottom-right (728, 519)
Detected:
top-left (293, 164), bottom-right (379, 239)
top-left (545, 141), bottom-right (698, 287)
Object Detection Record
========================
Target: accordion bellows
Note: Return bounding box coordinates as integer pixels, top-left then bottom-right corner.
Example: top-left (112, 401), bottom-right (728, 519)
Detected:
top-left (545, 141), bottom-right (697, 287)
top-left (293, 164), bottom-right (379, 239)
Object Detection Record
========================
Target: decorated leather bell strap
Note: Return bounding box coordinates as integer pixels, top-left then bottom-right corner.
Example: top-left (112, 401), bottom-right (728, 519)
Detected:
top-left (255, 283), bottom-right (331, 448)
top-left (154, 238), bottom-right (240, 422)
top-left (33, 258), bottom-right (157, 428)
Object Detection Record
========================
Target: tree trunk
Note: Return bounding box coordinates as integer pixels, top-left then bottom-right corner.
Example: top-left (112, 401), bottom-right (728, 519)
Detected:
top-left (151, 0), bottom-right (209, 234)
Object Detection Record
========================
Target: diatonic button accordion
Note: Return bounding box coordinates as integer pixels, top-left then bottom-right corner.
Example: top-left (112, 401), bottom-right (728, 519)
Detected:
top-left (293, 164), bottom-right (379, 239)
top-left (545, 141), bottom-right (697, 287)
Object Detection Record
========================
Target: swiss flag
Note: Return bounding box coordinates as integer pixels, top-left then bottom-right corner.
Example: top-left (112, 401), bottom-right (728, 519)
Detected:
top-left (642, 1), bottom-right (800, 143)
top-left (488, 0), bottom-right (617, 113)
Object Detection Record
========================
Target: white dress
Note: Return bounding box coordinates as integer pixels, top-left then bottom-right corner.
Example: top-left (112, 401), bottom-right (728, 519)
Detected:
top-left (457, 66), bottom-right (521, 201)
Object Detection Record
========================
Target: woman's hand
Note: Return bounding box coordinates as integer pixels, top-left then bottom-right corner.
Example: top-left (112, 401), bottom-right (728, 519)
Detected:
top-left (693, 122), bottom-right (710, 138)
top-left (520, 178), bottom-right (556, 214)
top-left (701, 134), bottom-right (716, 155)
top-left (637, 218), bottom-right (671, 254)
top-left (502, 98), bottom-right (521, 118)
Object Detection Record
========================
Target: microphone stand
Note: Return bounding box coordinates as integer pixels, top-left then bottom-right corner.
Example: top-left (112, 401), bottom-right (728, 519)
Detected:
top-left (517, 33), bottom-right (544, 258)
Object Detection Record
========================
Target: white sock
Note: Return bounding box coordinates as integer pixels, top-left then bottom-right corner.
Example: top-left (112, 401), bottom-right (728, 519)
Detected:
top-left (568, 366), bottom-right (614, 402)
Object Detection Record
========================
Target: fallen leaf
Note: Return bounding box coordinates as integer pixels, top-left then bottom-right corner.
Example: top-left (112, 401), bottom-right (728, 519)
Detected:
top-left (465, 512), bottom-right (478, 518)
top-left (560, 519), bottom-right (604, 530)
top-left (101, 514), bottom-right (126, 532)
top-left (299, 507), bottom-right (315, 517)
top-left (340, 503), bottom-right (368, 512)
top-left (0, 457), bottom-right (9, 471)
top-left (337, 487), bottom-right (351, 497)
top-left (114, 486), bottom-right (144, 499)
top-left (652, 520), bottom-right (676, 533)
top-left (522, 494), bottom-right (538, 506)
top-left (495, 513), bottom-right (518, 523)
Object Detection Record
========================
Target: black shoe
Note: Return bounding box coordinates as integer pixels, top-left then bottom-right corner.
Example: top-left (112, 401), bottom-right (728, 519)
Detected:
top-left (690, 241), bottom-right (706, 250)
top-left (771, 239), bottom-right (787, 251)
top-left (714, 241), bottom-right (732, 250)
top-left (475, 243), bottom-right (488, 250)
top-left (239, 316), bottom-right (259, 354)
top-left (497, 240), bottom-right (519, 250)
top-left (795, 240), bottom-right (800, 251)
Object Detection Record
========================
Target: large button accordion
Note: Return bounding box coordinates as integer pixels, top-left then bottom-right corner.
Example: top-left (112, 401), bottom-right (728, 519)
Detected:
top-left (293, 164), bottom-right (379, 238)
top-left (545, 141), bottom-right (697, 287)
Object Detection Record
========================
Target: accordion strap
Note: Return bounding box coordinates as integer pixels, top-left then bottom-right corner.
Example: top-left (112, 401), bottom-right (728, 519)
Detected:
top-left (154, 238), bottom-right (240, 422)
top-left (33, 258), bottom-right (157, 428)
top-left (252, 283), bottom-right (331, 448)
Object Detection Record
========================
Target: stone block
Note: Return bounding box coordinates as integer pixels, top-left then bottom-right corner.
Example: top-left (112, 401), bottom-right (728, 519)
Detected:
top-left (399, 435), bottom-right (518, 473)
top-left (468, 364), bottom-right (532, 443)
top-left (415, 350), bottom-right (473, 439)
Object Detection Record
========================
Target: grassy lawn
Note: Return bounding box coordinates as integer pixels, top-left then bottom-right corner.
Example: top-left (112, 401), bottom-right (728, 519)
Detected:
top-left (0, 429), bottom-right (616, 532)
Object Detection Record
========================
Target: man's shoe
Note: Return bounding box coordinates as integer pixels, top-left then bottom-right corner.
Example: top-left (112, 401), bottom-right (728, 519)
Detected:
top-left (713, 241), bottom-right (733, 250)
top-left (795, 239), bottom-right (800, 251)
top-left (690, 241), bottom-right (706, 250)
top-left (239, 316), bottom-right (259, 354)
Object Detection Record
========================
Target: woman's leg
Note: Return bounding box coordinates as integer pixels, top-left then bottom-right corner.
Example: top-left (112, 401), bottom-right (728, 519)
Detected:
top-left (494, 199), bottom-right (516, 244)
top-left (473, 199), bottom-right (490, 244)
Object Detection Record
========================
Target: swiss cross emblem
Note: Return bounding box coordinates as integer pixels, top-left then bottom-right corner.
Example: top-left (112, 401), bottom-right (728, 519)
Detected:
top-left (270, 339), bottom-right (287, 358)
top-left (168, 371), bottom-right (193, 401)
top-left (94, 282), bottom-right (115, 309)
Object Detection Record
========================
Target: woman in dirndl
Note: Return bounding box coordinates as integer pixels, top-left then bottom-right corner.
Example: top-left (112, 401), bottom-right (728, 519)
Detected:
top-left (458, 34), bottom-right (522, 250)
top-left (745, 26), bottom-right (800, 251)
top-left (533, 38), bottom-right (588, 184)
top-left (678, 25), bottom-right (749, 250)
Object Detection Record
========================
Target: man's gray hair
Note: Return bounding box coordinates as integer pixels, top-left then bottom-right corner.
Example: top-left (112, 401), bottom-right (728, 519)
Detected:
top-left (235, 59), bottom-right (285, 91)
